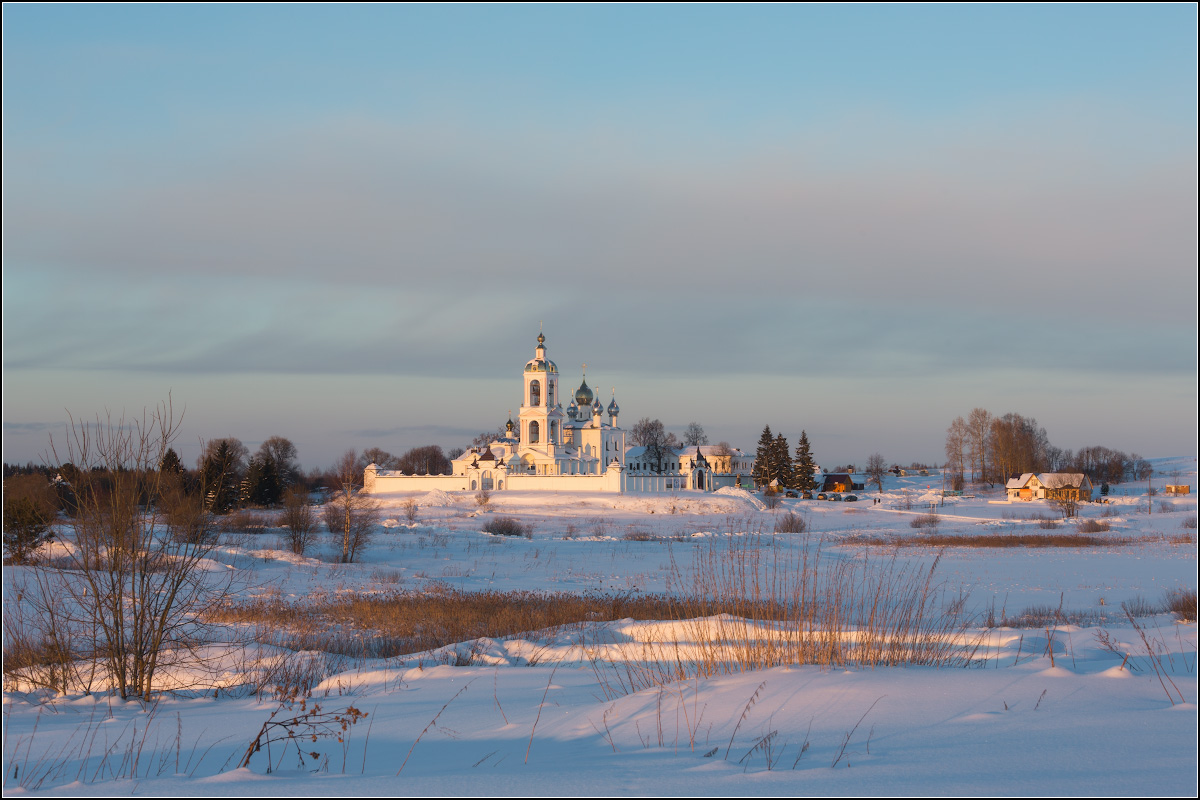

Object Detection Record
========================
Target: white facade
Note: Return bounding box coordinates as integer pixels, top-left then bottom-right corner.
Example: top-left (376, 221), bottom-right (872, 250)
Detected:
top-left (364, 333), bottom-right (752, 494)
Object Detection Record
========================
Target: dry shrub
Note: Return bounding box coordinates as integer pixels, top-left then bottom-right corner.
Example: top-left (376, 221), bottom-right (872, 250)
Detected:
top-left (762, 491), bottom-right (781, 510)
top-left (402, 497), bottom-right (420, 522)
top-left (773, 512), bottom-right (808, 534)
top-left (1122, 595), bottom-right (1159, 618)
top-left (277, 486), bottom-right (318, 555)
top-left (1163, 589), bottom-right (1196, 622)
top-left (225, 509), bottom-right (270, 534)
top-left (483, 516), bottom-right (531, 538)
top-left (1182, 515), bottom-right (1197, 530)
top-left (1076, 519), bottom-right (1110, 533)
top-left (1002, 604), bottom-right (1101, 628)
top-left (910, 513), bottom-right (940, 529)
top-left (1037, 519), bottom-right (1060, 530)
top-left (622, 528), bottom-right (656, 541)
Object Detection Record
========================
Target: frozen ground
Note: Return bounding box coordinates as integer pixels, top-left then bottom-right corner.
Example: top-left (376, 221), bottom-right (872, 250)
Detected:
top-left (3, 458), bottom-right (1196, 796)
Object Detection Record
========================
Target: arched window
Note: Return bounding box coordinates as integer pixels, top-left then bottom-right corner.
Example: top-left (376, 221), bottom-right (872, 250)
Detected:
top-left (529, 420), bottom-right (540, 444)
top-left (547, 382), bottom-right (555, 406)
top-left (529, 380), bottom-right (541, 407)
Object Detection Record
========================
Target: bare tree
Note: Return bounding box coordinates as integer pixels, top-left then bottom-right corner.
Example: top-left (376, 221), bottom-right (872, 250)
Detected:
top-left (359, 446), bottom-right (400, 470)
top-left (397, 445), bottom-right (451, 476)
top-left (682, 421), bottom-right (709, 447)
top-left (944, 416), bottom-right (968, 490)
top-left (965, 408), bottom-right (992, 485)
top-left (10, 401), bottom-right (238, 699)
top-left (258, 435), bottom-right (301, 487)
top-left (630, 418), bottom-right (679, 473)
top-left (865, 453), bottom-right (887, 494)
top-left (325, 449), bottom-right (379, 563)
top-left (278, 485), bottom-right (319, 555)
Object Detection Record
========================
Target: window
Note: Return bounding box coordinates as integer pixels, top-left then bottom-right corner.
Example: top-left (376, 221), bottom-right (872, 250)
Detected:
top-left (530, 380), bottom-right (541, 407)
top-left (529, 420), bottom-right (540, 443)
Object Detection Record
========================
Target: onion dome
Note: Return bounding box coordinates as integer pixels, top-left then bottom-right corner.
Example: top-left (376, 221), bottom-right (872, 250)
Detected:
top-left (506, 416), bottom-right (515, 434)
top-left (607, 392), bottom-right (619, 416)
top-left (592, 398), bottom-right (603, 415)
top-left (567, 398), bottom-right (578, 417)
top-left (574, 378), bottom-right (593, 407)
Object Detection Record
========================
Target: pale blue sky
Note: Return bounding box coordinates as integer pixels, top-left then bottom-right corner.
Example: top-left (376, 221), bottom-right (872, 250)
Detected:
top-left (4, 4), bottom-right (1196, 470)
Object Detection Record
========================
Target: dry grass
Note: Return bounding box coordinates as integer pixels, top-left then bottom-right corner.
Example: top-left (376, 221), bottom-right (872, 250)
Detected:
top-left (1076, 519), bottom-right (1111, 533)
top-left (215, 588), bottom-right (688, 659)
top-left (848, 532), bottom-right (1153, 548)
top-left (590, 535), bottom-right (983, 696)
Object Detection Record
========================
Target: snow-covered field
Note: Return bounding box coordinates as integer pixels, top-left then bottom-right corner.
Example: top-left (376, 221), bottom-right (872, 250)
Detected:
top-left (4, 458), bottom-right (1196, 796)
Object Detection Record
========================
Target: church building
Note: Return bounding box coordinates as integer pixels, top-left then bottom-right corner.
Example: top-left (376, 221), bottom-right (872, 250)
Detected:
top-left (364, 333), bottom-right (752, 494)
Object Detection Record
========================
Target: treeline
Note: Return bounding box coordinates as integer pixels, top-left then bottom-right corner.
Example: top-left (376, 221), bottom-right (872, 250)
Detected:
top-left (944, 408), bottom-right (1152, 488)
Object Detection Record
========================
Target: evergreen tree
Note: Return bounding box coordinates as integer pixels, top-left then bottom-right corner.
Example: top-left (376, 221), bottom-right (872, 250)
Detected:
top-left (243, 453), bottom-right (282, 507)
top-left (201, 440), bottom-right (240, 514)
top-left (793, 430), bottom-right (817, 494)
top-left (773, 433), bottom-right (793, 488)
top-left (754, 425), bottom-right (774, 488)
top-left (159, 447), bottom-right (185, 477)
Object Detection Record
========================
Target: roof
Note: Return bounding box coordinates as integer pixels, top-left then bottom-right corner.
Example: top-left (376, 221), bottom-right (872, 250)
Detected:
top-left (1006, 473), bottom-right (1036, 489)
top-left (1039, 473), bottom-right (1089, 489)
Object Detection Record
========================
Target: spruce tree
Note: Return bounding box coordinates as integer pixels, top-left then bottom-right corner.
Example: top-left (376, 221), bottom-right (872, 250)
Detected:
top-left (202, 440), bottom-right (240, 514)
top-left (773, 433), bottom-right (793, 489)
top-left (754, 425), bottom-right (774, 488)
top-left (793, 430), bottom-right (817, 494)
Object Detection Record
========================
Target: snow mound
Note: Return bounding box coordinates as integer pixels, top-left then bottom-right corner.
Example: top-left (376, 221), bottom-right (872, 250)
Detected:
top-left (420, 489), bottom-right (457, 507)
top-left (714, 486), bottom-right (766, 511)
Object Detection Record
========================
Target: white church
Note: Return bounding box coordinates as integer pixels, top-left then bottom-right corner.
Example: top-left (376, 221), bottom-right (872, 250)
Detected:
top-left (364, 332), bottom-right (754, 494)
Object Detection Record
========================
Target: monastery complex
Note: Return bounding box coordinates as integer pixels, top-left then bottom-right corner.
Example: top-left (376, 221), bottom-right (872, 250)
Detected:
top-left (365, 333), bottom-right (754, 494)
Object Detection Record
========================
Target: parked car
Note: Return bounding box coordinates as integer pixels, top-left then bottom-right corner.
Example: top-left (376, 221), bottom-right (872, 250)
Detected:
top-left (816, 492), bottom-right (828, 501)
top-left (843, 494), bottom-right (858, 502)
top-left (785, 490), bottom-right (798, 498)
top-left (828, 493), bottom-right (842, 501)
top-left (801, 491), bottom-right (813, 499)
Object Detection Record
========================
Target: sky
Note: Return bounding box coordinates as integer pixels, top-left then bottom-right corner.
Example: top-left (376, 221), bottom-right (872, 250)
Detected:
top-left (3, 4), bottom-right (1196, 472)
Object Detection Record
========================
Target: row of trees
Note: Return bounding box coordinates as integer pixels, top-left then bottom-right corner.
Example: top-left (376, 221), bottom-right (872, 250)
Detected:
top-left (945, 408), bottom-right (1152, 487)
top-left (753, 426), bottom-right (818, 494)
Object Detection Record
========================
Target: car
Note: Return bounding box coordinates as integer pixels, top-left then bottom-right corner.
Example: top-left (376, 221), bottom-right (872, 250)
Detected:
top-left (828, 493), bottom-right (842, 501)
top-left (816, 492), bottom-right (828, 501)
top-left (801, 491), bottom-right (813, 499)
top-left (785, 490), bottom-right (798, 498)
top-left (843, 494), bottom-right (858, 502)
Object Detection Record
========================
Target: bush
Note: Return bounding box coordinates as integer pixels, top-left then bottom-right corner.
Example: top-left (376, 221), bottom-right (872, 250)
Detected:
top-left (622, 528), bottom-right (656, 541)
top-left (483, 517), bottom-right (531, 538)
top-left (910, 513), bottom-right (940, 529)
top-left (1076, 519), bottom-right (1110, 533)
top-left (3, 496), bottom-right (55, 564)
top-left (774, 512), bottom-right (808, 534)
top-left (1182, 515), bottom-right (1197, 530)
top-left (278, 486), bottom-right (319, 555)
top-left (762, 491), bottom-right (781, 510)
top-left (1164, 588), bottom-right (1196, 622)
top-left (3, 475), bottom-right (58, 563)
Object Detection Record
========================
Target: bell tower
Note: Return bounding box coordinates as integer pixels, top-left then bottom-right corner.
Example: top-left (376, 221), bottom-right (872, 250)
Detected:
top-left (519, 331), bottom-right (564, 448)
